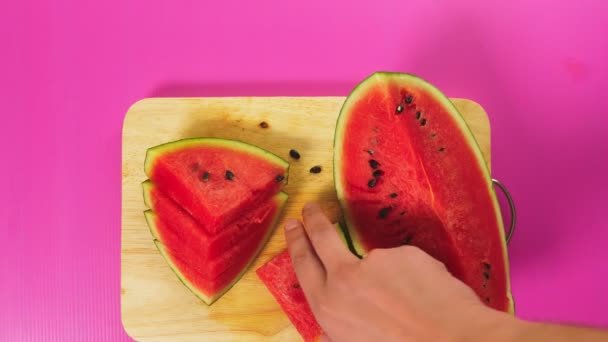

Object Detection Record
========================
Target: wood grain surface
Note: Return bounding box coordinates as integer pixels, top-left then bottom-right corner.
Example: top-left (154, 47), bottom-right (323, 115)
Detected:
top-left (121, 97), bottom-right (491, 342)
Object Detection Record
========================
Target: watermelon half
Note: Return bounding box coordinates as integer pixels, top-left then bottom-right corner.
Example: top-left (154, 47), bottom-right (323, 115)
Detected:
top-left (333, 72), bottom-right (513, 312)
top-left (144, 138), bottom-right (289, 233)
top-left (152, 192), bottom-right (288, 305)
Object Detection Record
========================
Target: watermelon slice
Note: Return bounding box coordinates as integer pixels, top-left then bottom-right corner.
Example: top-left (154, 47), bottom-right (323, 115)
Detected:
top-left (144, 138), bottom-right (289, 233)
top-left (256, 224), bottom-right (345, 341)
top-left (152, 192), bottom-right (288, 304)
top-left (256, 250), bottom-right (323, 342)
top-left (145, 206), bottom-right (270, 280)
top-left (142, 180), bottom-right (275, 260)
top-left (333, 72), bottom-right (513, 312)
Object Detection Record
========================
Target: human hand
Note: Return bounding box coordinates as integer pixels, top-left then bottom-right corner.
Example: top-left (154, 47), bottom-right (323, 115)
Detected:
top-left (284, 202), bottom-right (524, 342)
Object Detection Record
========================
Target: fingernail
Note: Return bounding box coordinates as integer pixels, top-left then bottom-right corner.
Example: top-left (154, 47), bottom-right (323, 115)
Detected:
top-left (284, 219), bottom-right (300, 231)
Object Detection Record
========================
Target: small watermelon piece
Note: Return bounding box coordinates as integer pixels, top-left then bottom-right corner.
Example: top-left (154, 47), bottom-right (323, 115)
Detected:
top-left (142, 180), bottom-right (274, 260)
top-left (152, 192), bottom-right (288, 305)
top-left (256, 250), bottom-right (323, 342)
top-left (144, 138), bottom-right (289, 233)
top-left (334, 72), bottom-right (513, 312)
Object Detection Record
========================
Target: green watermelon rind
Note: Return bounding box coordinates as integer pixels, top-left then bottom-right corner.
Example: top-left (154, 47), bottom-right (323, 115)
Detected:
top-left (144, 137), bottom-right (290, 180)
top-left (142, 179), bottom-right (154, 209)
top-left (150, 191), bottom-right (288, 305)
top-left (336, 219), bottom-right (360, 259)
top-left (143, 209), bottom-right (161, 241)
top-left (333, 72), bottom-right (514, 313)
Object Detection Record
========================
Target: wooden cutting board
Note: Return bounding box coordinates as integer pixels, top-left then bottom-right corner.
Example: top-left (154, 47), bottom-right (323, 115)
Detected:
top-left (121, 97), bottom-right (491, 342)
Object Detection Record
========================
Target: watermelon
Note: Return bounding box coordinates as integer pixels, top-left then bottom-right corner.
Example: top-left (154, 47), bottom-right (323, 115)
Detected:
top-left (256, 224), bottom-right (345, 341)
top-left (333, 72), bottom-right (513, 312)
top-left (144, 197), bottom-right (276, 280)
top-left (152, 192), bottom-right (288, 304)
top-left (143, 138), bottom-right (290, 304)
top-left (144, 138), bottom-right (289, 233)
top-left (142, 180), bottom-right (275, 260)
top-left (256, 250), bottom-right (323, 342)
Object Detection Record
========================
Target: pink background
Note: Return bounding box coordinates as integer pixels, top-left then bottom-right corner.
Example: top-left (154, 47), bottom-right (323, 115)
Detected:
top-left (2, 0), bottom-right (607, 340)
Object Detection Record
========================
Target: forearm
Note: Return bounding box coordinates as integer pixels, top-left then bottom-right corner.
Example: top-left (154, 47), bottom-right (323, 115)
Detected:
top-left (516, 321), bottom-right (608, 341)
top-left (480, 313), bottom-right (608, 342)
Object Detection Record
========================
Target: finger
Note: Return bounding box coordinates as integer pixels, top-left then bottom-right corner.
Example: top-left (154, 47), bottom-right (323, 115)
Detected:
top-left (301, 202), bottom-right (356, 269)
top-left (284, 218), bottom-right (326, 296)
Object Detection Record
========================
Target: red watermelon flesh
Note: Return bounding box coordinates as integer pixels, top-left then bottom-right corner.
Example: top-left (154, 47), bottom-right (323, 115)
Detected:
top-left (145, 208), bottom-right (270, 280)
top-left (152, 192), bottom-right (288, 305)
top-left (154, 241), bottom-right (246, 304)
top-left (144, 138), bottom-right (289, 233)
top-left (143, 180), bottom-right (274, 260)
top-left (256, 250), bottom-right (322, 342)
top-left (334, 72), bottom-right (513, 312)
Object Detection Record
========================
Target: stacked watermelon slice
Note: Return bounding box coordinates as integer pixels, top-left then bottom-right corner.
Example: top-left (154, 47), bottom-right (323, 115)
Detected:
top-left (142, 138), bottom-right (289, 304)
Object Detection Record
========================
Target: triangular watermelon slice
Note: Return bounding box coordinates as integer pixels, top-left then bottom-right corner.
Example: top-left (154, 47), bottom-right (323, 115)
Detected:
top-left (256, 225), bottom-right (347, 341)
top-left (256, 250), bottom-right (323, 342)
top-left (152, 192), bottom-right (288, 305)
top-left (142, 180), bottom-right (275, 260)
top-left (144, 191), bottom-right (281, 280)
top-left (144, 138), bottom-right (289, 233)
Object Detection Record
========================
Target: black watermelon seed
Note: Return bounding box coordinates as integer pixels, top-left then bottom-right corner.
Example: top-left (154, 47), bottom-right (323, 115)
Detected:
top-left (201, 171), bottom-right (210, 182)
top-left (369, 159), bottom-right (380, 169)
top-left (378, 207), bottom-right (391, 219)
top-left (293, 283), bottom-right (301, 289)
top-left (289, 149), bottom-right (301, 160)
top-left (483, 262), bottom-right (491, 270)
top-left (396, 103), bottom-right (404, 114)
top-left (373, 169), bottom-right (384, 177)
top-left (405, 95), bottom-right (413, 104)
top-left (485, 297), bottom-right (490, 303)
top-left (225, 170), bottom-right (235, 180)
top-left (367, 178), bottom-right (377, 188)
top-left (259, 121), bottom-right (269, 128)
top-left (310, 166), bottom-right (322, 174)
top-left (275, 175), bottom-right (285, 182)
top-left (401, 233), bottom-right (414, 245)
top-left (416, 111), bottom-right (421, 120)
top-left (420, 118), bottom-right (427, 126)
top-left (438, 147), bottom-right (445, 152)
top-left (483, 271), bottom-right (490, 280)
top-left (390, 192), bottom-right (398, 198)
